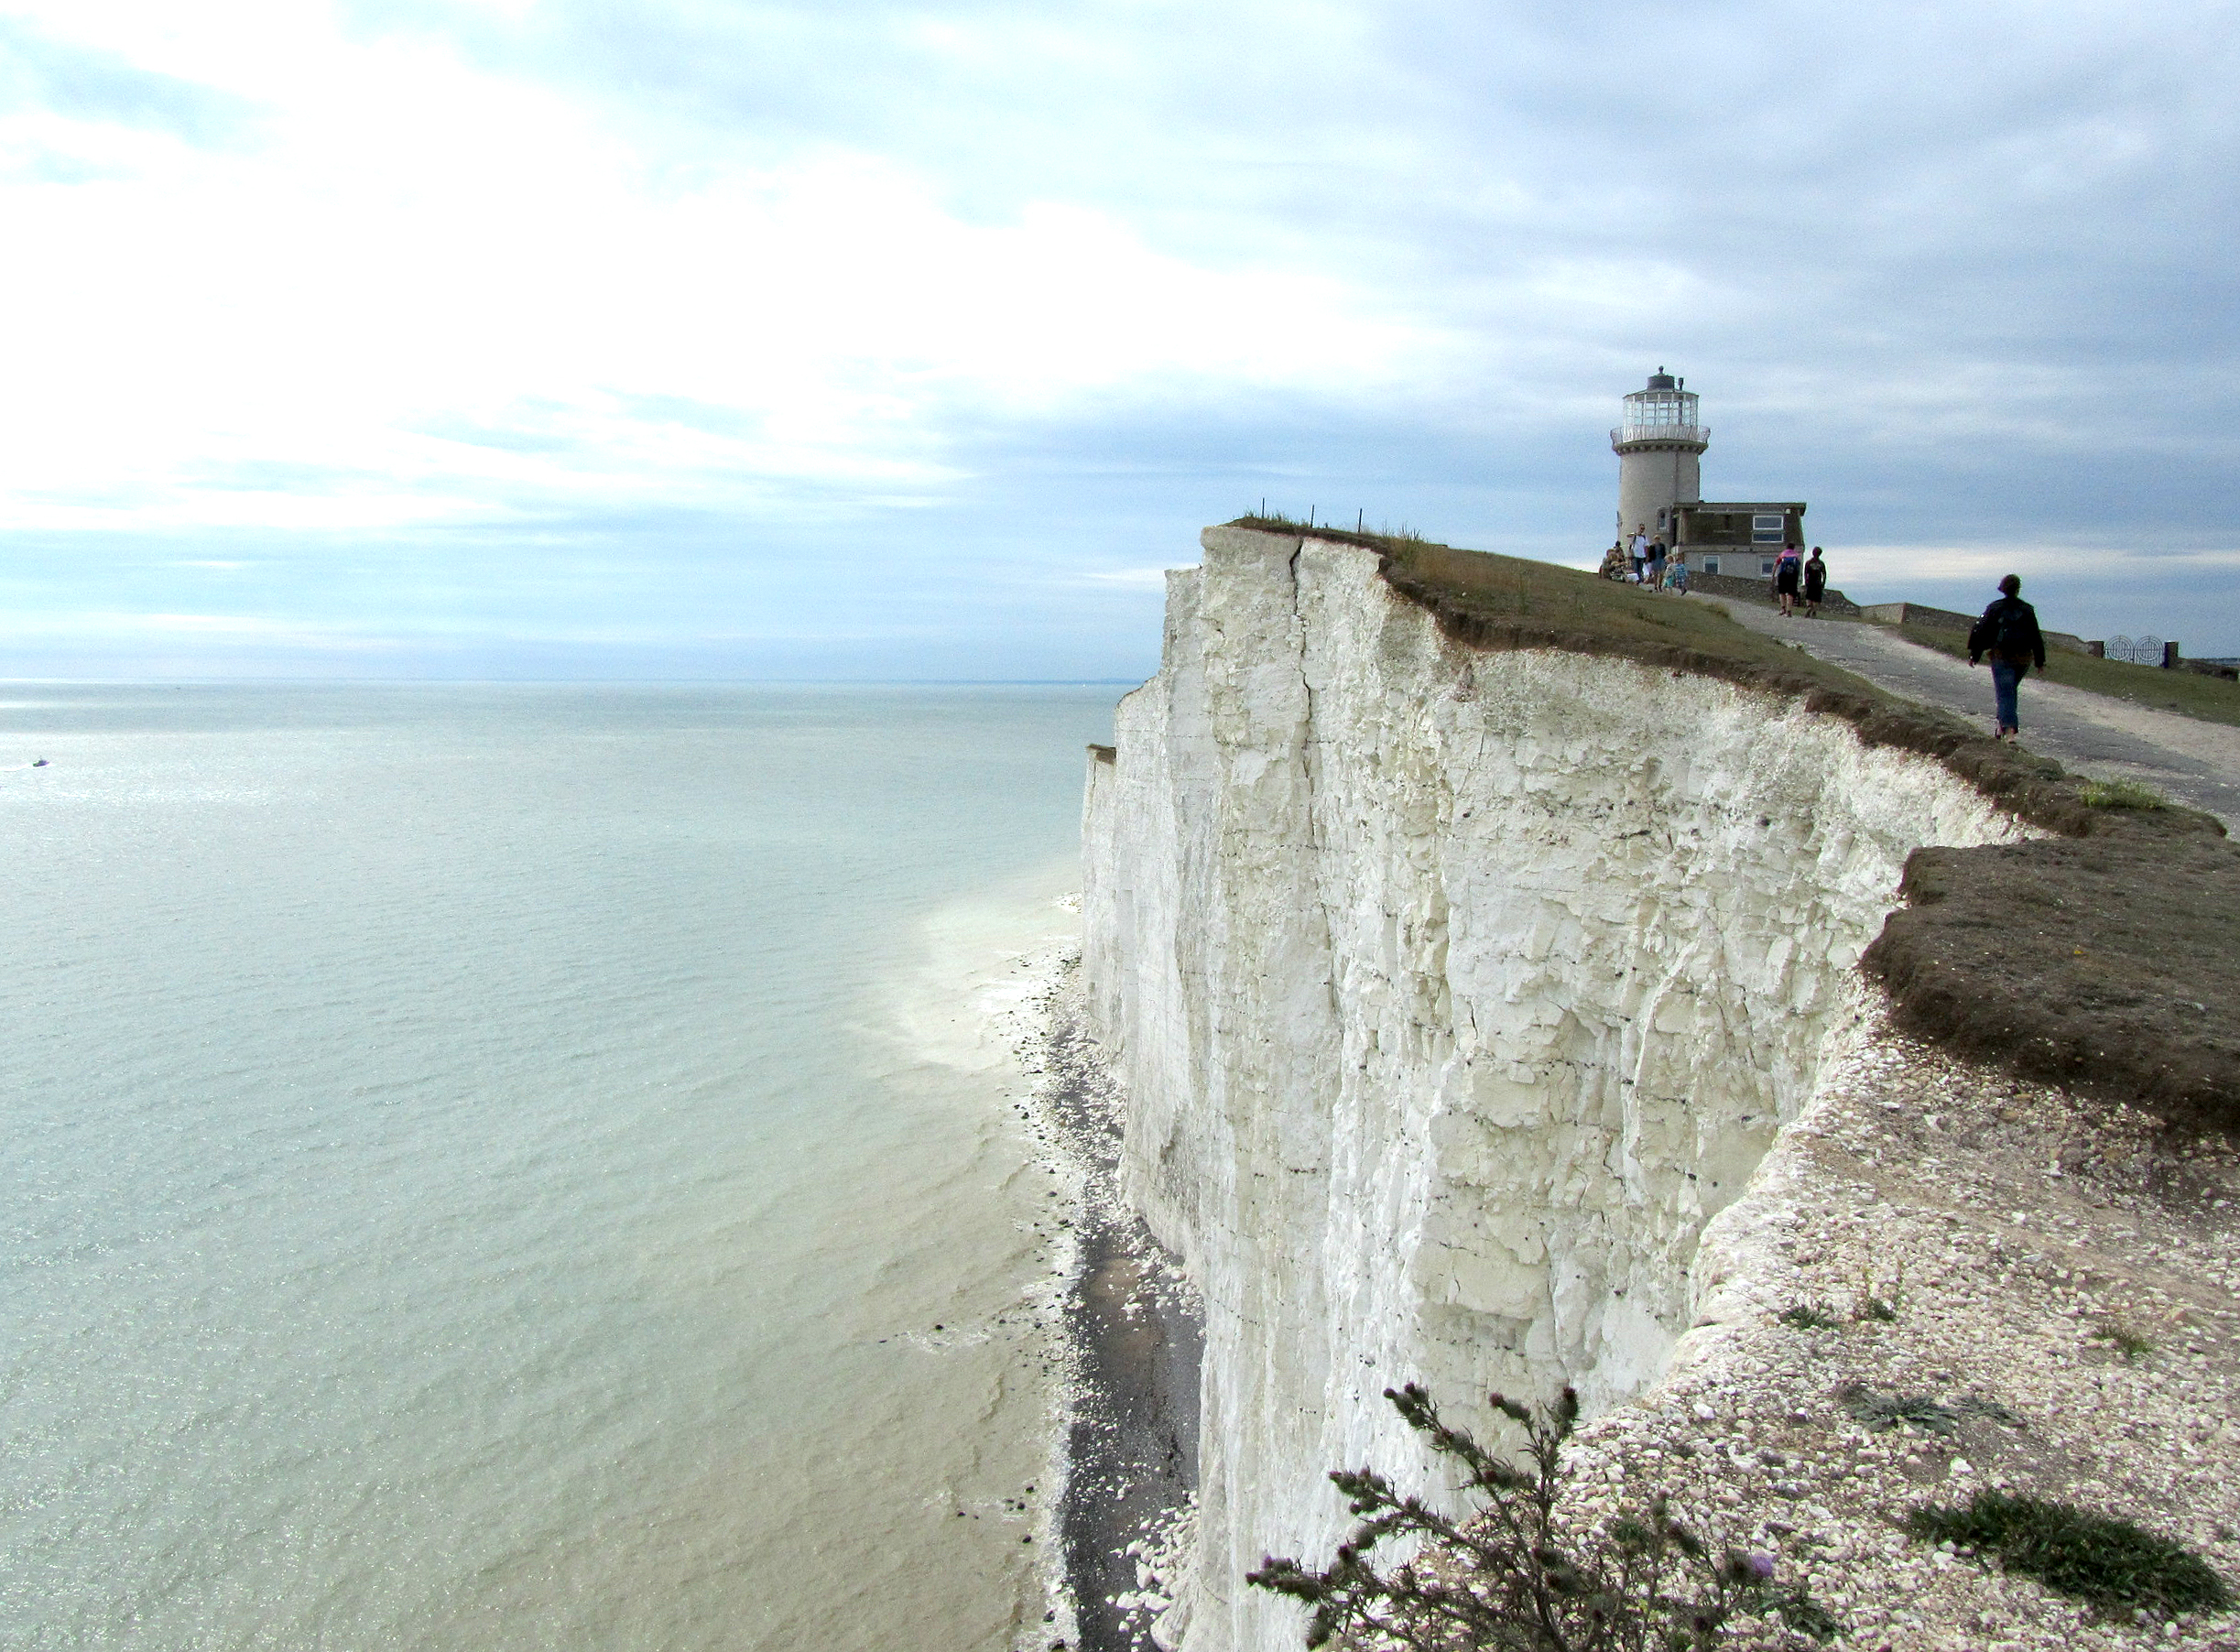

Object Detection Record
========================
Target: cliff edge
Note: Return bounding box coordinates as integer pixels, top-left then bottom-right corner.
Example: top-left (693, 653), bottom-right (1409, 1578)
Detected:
top-left (1079, 526), bottom-right (2240, 1651)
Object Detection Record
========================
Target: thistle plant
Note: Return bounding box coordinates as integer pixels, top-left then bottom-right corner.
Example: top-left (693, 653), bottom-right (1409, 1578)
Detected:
top-left (1248, 1384), bottom-right (1837, 1649)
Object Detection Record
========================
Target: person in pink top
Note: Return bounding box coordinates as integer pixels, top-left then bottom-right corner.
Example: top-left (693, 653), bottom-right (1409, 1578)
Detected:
top-left (1772, 544), bottom-right (1803, 616)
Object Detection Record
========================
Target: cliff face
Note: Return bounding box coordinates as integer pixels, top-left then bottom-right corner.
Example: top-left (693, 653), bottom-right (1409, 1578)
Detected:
top-left (1080, 527), bottom-right (2029, 1652)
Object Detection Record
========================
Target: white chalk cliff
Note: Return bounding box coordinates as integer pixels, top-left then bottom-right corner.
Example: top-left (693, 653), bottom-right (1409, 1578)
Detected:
top-left (1080, 527), bottom-right (2031, 1652)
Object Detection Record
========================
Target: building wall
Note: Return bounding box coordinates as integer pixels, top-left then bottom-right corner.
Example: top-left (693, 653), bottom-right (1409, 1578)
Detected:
top-left (1616, 444), bottom-right (1702, 539)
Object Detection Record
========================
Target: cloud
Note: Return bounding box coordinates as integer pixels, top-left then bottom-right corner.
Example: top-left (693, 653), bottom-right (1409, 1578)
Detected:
top-left (1077, 568), bottom-right (1180, 592)
top-left (0, 16), bottom-right (259, 147)
top-left (0, 609), bottom-right (398, 650)
top-left (0, 0), bottom-right (2236, 671)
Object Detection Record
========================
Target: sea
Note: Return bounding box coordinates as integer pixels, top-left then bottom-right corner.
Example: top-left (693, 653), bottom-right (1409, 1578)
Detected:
top-left (0, 682), bottom-right (1115, 1652)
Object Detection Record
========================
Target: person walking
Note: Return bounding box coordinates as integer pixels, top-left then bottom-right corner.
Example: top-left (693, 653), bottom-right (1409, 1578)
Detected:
top-left (1628, 526), bottom-right (1650, 582)
top-left (1966, 574), bottom-right (2047, 741)
top-left (1666, 549), bottom-right (1690, 592)
top-left (1647, 537), bottom-right (1668, 590)
top-left (1801, 548), bottom-right (1828, 617)
top-left (1772, 544), bottom-right (1802, 616)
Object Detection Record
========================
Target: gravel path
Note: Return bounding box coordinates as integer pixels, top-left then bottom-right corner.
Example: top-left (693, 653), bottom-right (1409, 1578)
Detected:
top-left (1690, 595), bottom-right (2240, 830)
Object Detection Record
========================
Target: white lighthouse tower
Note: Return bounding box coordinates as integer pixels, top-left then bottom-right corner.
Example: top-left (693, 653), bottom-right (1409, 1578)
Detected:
top-left (1611, 368), bottom-right (1707, 540)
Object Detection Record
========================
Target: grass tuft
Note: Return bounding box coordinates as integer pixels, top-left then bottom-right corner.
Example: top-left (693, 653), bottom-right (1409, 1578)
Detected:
top-left (1905, 1491), bottom-right (2230, 1614)
top-left (1838, 1383), bottom-right (1962, 1436)
top-left (2091, 1319), bottom-right (2157, 1362)
top-left (2080, 777), bottom-right (2169, 810)
top-left (1778, 1303), bottom-right (1844, 1331)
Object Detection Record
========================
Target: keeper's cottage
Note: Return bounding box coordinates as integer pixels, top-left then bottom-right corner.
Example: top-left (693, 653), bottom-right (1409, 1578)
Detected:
top-left (1612, 370), bottom-right (1805, 578)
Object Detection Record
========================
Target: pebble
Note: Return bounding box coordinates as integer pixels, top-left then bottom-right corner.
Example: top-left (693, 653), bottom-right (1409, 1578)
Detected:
top-left (1426, 1025), bottom-right (2240, 1648)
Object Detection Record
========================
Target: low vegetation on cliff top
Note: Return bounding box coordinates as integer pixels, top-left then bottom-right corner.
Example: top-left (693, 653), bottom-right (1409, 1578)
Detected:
top-left (1229, 514), bottom-right (1883, 711)
top-left (1224, 517), bottom-right (2240, 1133)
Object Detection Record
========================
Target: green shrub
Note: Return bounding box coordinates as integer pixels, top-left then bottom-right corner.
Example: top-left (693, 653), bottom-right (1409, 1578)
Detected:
top-left (1905, 1490), bottom-right (2230, 1614)
top-left (1247, 1384), bottom-right (1839, 1648)
top-left (1837, 1384), bottom-right (1962, 1437)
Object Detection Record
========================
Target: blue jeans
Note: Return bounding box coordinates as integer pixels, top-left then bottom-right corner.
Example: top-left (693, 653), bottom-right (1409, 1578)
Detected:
top-left (1990, 659), bottom-right (2023, 732)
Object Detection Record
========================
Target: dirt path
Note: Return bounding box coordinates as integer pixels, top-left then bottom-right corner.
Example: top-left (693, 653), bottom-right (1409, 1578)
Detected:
top-left (1691, 594), bottom-right (2240, 830)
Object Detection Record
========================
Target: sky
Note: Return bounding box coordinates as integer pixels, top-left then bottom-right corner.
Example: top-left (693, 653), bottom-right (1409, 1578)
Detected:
top-left (2, 0), bottom-right (2237, 679)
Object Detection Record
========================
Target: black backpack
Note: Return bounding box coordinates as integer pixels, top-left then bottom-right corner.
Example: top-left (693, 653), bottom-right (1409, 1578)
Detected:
top-left (1971, 599), bottom-right (2030, 658)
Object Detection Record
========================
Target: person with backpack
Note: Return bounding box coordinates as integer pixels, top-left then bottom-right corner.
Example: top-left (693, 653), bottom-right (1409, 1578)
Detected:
top-left (1966, 574), bottom-right (2047, 740)
top-left (1772, 544), bottom-right (1802, 615)
top-left (1801, 548), bottom-right (1828, 617)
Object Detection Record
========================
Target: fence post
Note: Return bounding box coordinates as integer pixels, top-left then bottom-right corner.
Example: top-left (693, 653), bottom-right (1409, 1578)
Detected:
top-left (2164, 640), bottom-right (2181, 670)
top-left (2087, 641), bottom-right (2104, 658)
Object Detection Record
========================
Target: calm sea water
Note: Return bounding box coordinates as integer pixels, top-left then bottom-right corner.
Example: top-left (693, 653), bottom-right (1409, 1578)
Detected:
top-left (0, 683), bottom-right (1108, 1652)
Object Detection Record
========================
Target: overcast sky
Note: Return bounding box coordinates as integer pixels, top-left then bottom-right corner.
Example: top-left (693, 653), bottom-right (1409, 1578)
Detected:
top-left (4, 0), bottom-right (2236, 678)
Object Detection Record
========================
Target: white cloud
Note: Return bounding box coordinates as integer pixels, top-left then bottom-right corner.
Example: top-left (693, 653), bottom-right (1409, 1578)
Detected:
top-left (1824, 542), bottom-right (2240, 582)
top-left (0, 5), bottom-right (1429, 539)
top-left (3, 0), bottom-right (2238, 668)
top-left (0, 609), bottom-right (400, 649)
top-left (1078, 568), bottom-right (1181, 591)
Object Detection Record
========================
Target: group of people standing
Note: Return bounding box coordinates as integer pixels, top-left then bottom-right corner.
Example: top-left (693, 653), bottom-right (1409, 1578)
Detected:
top-left (1603, 527), bottom-right (1832, 615)
top-left (1769, 544), bottom-right (1830, 618)
top-left (1604, 527), bottom-right (1691, 592)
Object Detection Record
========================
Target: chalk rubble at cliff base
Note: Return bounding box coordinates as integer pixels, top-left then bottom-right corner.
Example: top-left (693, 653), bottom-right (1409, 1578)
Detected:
top-left (1509, 1021), bottom-right (2240, 1650)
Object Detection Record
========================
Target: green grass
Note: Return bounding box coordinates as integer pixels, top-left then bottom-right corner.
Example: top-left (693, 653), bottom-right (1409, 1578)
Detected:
top-left (1894, 623), bottom-right (2240, 728)
top-left (2092, 1319), bottom-right (2157, 1363)
top-left (1778, 1303), bottom-right (1844, 1330)
top-left (2080, 777), bottom-right (2169, 810)
top-left (1906, 1491), bottom-right (2230, 1615)
top-left (1224, 517), bottom-right (1908, 703)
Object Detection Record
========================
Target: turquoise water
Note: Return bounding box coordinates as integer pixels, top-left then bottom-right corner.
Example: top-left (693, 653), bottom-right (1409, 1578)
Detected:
top-left (0, 683), bottom-right (1106, 1651)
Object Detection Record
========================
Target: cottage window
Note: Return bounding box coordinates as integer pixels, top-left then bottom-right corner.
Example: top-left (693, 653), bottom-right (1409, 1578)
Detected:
top-left (1750, 513), bottom-right (1786, 545)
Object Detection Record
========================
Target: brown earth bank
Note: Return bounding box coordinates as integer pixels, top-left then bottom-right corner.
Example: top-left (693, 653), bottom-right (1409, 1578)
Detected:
top-left (1223, 519), bottom-right (2240, 1136)
top-left (1863, 822), bottom-right (2240, 1132)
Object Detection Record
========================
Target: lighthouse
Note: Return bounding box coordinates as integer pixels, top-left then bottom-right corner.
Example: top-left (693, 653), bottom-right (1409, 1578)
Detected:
top-left (1610, 371), bottom-right (1806, 578)
top-left (1610, 368), bottom-right (1706, 541)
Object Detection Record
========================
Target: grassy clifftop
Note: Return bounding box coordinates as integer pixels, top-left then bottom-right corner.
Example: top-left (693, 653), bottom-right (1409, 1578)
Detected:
top-left (1227, 518), bottom-right (2240, 1133)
